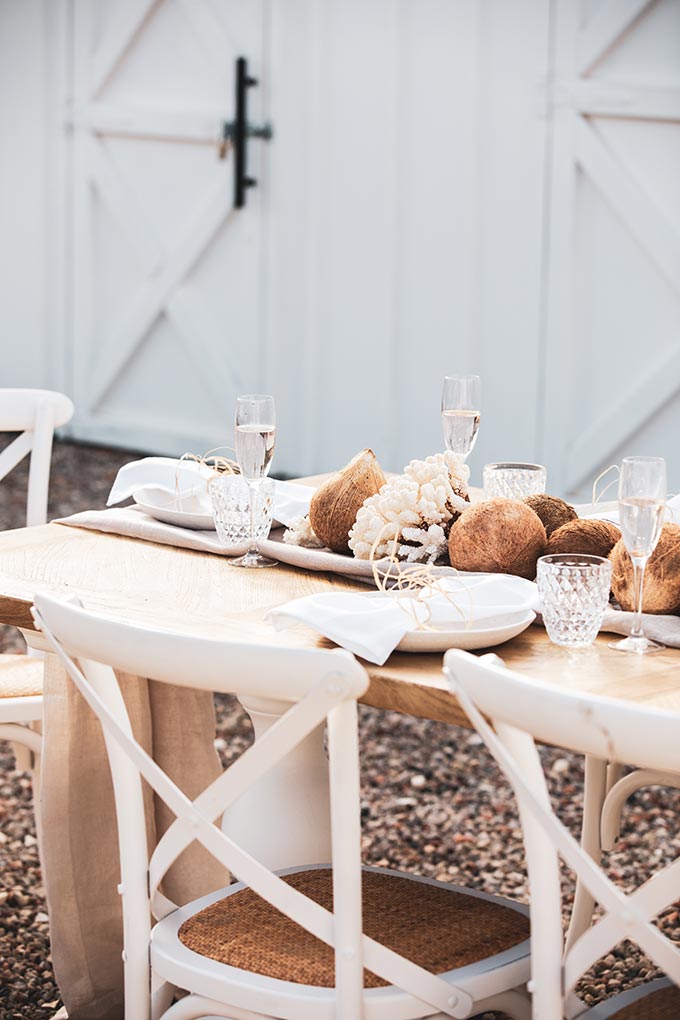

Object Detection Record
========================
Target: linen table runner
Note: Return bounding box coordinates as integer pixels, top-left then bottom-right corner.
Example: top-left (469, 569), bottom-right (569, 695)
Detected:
top-left (57, 508), bottom-right (680, 646)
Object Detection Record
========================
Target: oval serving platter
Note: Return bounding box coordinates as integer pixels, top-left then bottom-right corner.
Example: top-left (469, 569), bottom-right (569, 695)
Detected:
top-left (396, 610), bottom-right (536, 653)
top-left (133, 486), bottom-right (215, 531)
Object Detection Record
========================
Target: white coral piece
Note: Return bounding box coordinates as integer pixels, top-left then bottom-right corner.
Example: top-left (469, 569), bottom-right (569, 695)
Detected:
top-left (348, 450), bottom-right (469, 563)
top-left (283, 514), bottom-right (325, 548)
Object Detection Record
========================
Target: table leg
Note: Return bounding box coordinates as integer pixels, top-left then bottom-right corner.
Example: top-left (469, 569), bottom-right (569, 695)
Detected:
top-left (221, 695), bottom-right (332, 870)
top-left (564, 754), bottom-right (607, 952)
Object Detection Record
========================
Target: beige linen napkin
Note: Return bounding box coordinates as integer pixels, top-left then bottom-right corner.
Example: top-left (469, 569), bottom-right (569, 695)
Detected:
top-left (599, 608), bottom-right (680, 647)
top-left (39, 653), bottom-right (227, 1020)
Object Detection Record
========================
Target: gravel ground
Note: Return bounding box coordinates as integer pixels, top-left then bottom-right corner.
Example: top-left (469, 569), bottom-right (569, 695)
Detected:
top-left (1, 439), bottom-right (678, 1019)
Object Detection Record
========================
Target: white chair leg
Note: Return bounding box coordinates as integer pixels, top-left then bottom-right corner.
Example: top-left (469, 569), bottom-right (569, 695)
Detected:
top-left (564, 755), bottom-right (607, 953)
top-left (599, 761), bottom-right (626, 848)
top-left (151, 975), bottom-right (176, 1020)
top-left (605, 761), bottom-right (625, 794)
top-left (601, 768), bottom-right (680, 851)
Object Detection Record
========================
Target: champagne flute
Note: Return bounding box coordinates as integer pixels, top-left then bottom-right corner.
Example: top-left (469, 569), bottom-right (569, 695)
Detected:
top-left (441, 375), bottom-right (481, 460)
top-left (231, 394), bottom-right (278, 569)
top-left (610, 456), bottom-right (666, 653)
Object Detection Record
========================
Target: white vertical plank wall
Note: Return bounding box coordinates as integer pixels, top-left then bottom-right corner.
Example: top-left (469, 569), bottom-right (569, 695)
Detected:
top-left (476, 0), bottom-right (551, 475)
top-left (66, 0), bottom-right (266, 456)
top-left (543, 0), bottom-right (680, 498)
top-left (2, 0), bottom-right (678, 491)
top-left (0, 0), bottom-right (51, 388)
top-left (266, 0), bottom-right (551, 478)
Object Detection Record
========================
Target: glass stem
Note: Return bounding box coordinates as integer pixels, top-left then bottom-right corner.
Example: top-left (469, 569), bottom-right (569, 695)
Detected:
top-left (248, 480), bottom-right (259, 556)
top-left (631, 557), bottom-right (647, 638)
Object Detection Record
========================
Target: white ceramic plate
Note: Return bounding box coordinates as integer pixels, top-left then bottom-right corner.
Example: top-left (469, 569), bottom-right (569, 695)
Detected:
top-left (133, 487), bottom-right (215, 531)
top-left (396, 610), bottom-right (536, 653)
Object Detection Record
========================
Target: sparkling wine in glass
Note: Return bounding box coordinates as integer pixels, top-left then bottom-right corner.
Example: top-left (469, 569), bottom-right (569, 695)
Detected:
top-left (610, 456), bottom-right (666, 653)
top-left (231, 394), bottom-right (278, 568)
top-left (441, 375), bottom-right (481, 460)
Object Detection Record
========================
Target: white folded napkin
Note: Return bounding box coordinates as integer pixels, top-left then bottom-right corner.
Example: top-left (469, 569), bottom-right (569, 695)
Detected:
top-left (269, 575), bottom-right (538, 665)
top-left (107, 457), bottom-right (211, 505)
top-left (268, 481), bottom-right (316, 527)
top-left (107, 457), bottom-right (314, 527)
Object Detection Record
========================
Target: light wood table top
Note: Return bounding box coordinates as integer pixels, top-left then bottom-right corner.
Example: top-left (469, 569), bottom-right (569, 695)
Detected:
top-left (0, 520), bottom-right (679, 728)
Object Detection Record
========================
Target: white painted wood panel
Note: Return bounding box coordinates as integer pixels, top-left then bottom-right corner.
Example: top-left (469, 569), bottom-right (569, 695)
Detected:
top-left (266, 0), bottom-right (550, 477)
top-left (5, 0), bottom-right (677, 493)
top-left (544, 0), bottom-right (680, 498)
top-left (68, 0), bottom-right (267, 457)
top-left (0, 0), bottom-right (51, 388)
top-left (475, 0), bottom-right (551, 474)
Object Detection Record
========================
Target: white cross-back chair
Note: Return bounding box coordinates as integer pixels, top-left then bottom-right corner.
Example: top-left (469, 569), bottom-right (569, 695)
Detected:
top-left (444, 649), bottom-right (680, 1020)
top-left (33, 592), bottom-right (532, 1020)
top-left (0, 389), bottom-right (74, 766)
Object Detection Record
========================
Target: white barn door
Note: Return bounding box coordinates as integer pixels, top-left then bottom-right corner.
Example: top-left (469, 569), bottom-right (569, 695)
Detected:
top-left (69, 0), bottom-right (266, 456)
top-left (543, 0), bottom-right (680, 498)
top-left (63, 0), bottom-right (550, 478)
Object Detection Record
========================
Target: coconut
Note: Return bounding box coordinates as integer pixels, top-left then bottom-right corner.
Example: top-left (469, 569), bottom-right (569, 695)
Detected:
top-left (448, 498), bottom-right (547, 579)
top-left (309, 448), bottom-right (386, 554)
top-left (610, 523), bottom-right (680, 614)
top-left (524, 494), bottom-right (577, 538)
top-left (547, 519), bottom-right (621, 559)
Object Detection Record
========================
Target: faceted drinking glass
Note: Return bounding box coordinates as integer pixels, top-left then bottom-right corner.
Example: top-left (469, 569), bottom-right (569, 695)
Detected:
top-left (483, 462), bottom-right (547, 501)
top-left (210, 475), bottom-right (275, 549)
top-left (537, 554), bottom-right (612, 648)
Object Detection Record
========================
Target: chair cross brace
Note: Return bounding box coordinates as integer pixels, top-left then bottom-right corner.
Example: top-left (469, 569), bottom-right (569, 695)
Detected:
top-left (0, 431), bottom-right (33, 483)
top-left (36, 608), bottom-right (473, 1018)
top-left (447, 670), bottom-right (680, 1000)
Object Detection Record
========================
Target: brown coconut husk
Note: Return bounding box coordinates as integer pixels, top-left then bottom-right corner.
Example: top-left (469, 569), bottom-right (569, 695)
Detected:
top-left (610, 523), bottom-right (680, 614)
top-left (309, 448), bottom-right (386, 554)
top-left (448, 498), bottom-right (547, 579)
top-left (547, 519), bottom-right (621, 559)
top-left (524, 494), bottom-right (577, 538)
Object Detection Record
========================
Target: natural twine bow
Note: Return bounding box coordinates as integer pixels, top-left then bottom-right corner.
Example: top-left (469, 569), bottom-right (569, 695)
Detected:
top-left (368, 522), bottom-right (476, 631)
top-left (173, 447), bottom-right (240, 511)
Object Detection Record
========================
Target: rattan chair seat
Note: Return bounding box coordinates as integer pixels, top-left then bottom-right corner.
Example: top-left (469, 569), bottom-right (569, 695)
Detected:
top-left (606, 982), bottom-right (680, 1019)
top-left (0, 655), bottom-right (43, 698)
top-left (178, 867), bottom-right (529, 988)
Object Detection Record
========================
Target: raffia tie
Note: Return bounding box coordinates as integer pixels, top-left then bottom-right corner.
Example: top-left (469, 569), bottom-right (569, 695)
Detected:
top-left (368, 522), bottom-right (481, 631)
top-left (173, 447), bottom-right (240, 512)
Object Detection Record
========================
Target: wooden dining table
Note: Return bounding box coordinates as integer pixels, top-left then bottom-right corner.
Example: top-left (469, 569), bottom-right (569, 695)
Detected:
top-left (1, 509), bottom-right (680, 1019)
top-left (3, 519), bottom-right (680, 723)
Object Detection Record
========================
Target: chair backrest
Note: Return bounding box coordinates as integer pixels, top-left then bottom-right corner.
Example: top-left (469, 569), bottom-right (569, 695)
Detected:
top-left (444, 648), bottom-right (680, 1020)
top-left (33, 593), bottom-right (469, 1020)
top-left (0, 388), bottom-right (74, 526)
